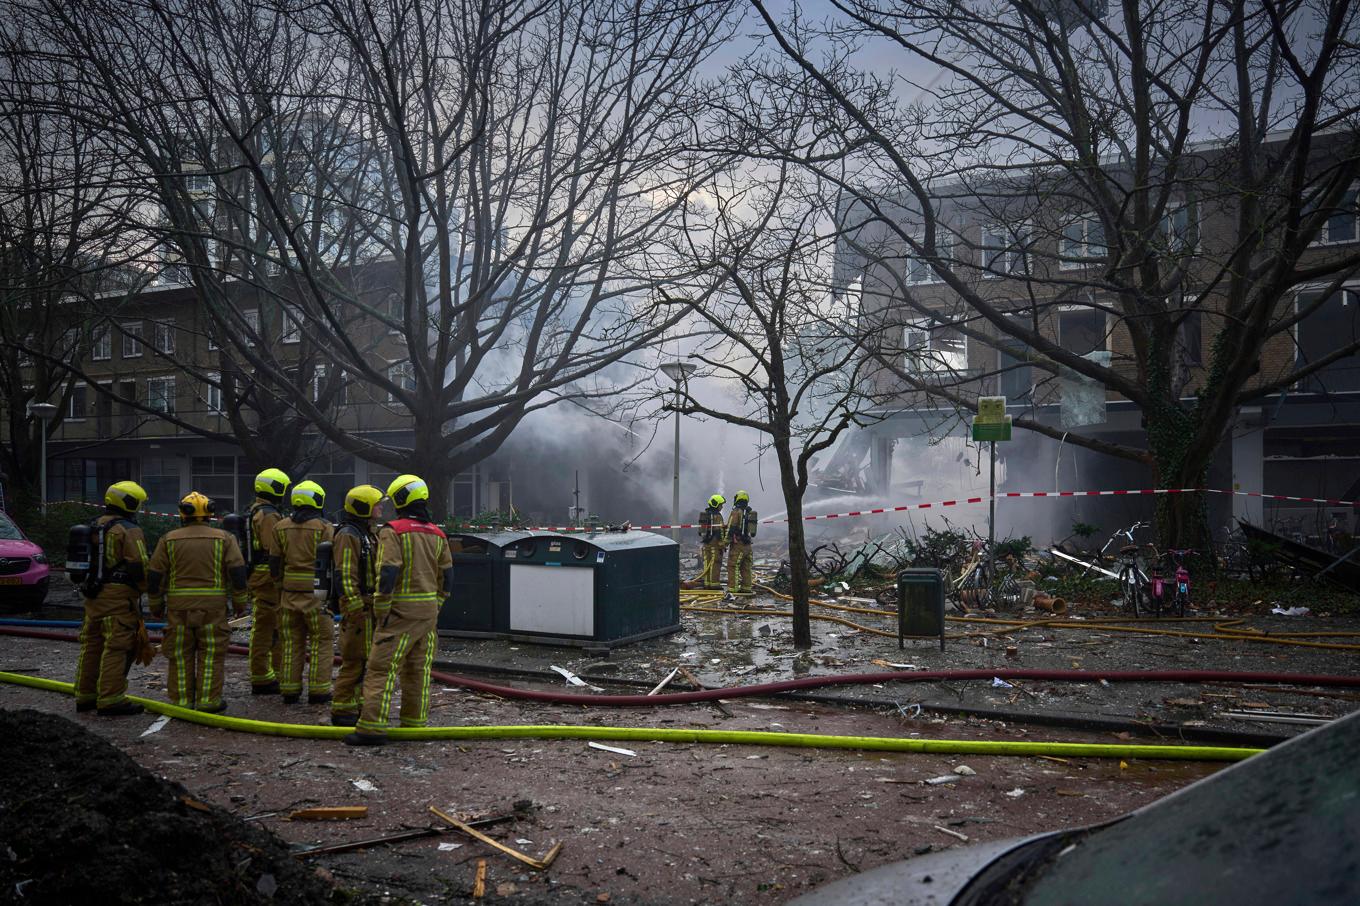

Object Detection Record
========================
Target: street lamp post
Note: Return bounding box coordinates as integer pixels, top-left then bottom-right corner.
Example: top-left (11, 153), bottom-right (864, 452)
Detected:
top-left (658, 361), bottom-right (696, 543)
top-left (27, 402), bottom-right (58, 514)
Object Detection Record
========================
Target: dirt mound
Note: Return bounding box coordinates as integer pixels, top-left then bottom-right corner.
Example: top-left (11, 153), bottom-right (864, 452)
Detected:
top-left (0, 708), bottom-right (343, 905)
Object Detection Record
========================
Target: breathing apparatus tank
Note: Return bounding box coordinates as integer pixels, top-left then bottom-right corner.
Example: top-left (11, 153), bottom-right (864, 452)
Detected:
top-left (221, 513), bottom-right (247, 555)
top-left (743, 507), bottom-right (758, 541)
top-left (65, 522), bottom-right (94, 584)
top-left (314, 540), bottom-right (334, 604)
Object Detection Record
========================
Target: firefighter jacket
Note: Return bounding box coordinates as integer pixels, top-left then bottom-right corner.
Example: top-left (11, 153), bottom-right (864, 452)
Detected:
top-left (726, 504), bottom-right (757, 545)
top-left (333, 518), bottom-right (377, 615)
top-left (85, 514), bottom-right (149, 615)
top-left (246, 498), bottom-right (284, 594)
top-left (271, 513), bottom-right (334, 594)
top-left (374, 518), bottom-right (453, 618)
top-left (698, 506), bottom-right (726, 545)
top-left (147, 523), bottom-right (249, 612)
top-left (248, 497), bottom-right (284, 568)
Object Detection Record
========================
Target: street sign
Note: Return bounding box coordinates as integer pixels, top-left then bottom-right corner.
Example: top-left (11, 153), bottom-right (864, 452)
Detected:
top-left (971, 415), bottom-right (1012, 442)
top-left (976, 396), bottom-right (1007, 424)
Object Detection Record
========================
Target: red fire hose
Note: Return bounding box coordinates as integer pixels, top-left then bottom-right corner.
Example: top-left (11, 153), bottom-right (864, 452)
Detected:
top-left (4, 624), bottom-right (1359, 705)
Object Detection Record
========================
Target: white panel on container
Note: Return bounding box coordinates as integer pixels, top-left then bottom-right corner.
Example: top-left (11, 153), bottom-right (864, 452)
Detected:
top-left (509, 565), bottom-right (594, 636)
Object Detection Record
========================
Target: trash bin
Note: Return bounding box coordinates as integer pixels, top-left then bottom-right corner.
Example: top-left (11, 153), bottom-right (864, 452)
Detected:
top-left (439, 531), bottom-right (533, 636)
top-left (897, 568), bottom-right (945, 651)
top-left (502, 530), bottom-right (680, 648)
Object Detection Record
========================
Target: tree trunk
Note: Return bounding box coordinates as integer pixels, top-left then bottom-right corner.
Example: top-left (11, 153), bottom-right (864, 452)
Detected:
top-left (775, 443), bottom-right (812, 649)
top-left (1146, 403), bottom-right (1213, 553)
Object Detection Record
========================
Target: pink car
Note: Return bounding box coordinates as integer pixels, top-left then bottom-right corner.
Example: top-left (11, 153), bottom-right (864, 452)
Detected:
top-left (0, 510), bottom-right (50, 608)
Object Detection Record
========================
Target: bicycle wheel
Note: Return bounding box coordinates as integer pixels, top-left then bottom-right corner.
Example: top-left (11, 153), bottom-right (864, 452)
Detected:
top-left (1119, 566), bottom-right (1142, 616)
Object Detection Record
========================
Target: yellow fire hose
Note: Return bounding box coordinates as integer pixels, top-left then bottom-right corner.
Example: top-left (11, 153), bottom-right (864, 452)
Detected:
top-left (0, 670), bottom-right (1260, 762)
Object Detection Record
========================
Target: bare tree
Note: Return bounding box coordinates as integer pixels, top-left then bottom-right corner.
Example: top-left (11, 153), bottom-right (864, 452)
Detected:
top-left (753, 0), bottom-right (1360, 548)
top-left (666, 153), bottom-right (891, 648)
top-left (0, 26), bottom-right (146, 511)
top-left (31, 0), bottom-right (740, 516)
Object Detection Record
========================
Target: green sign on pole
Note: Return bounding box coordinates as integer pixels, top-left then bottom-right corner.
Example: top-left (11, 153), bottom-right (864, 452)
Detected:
top-left (971, 415), bottom-right (1012, 442)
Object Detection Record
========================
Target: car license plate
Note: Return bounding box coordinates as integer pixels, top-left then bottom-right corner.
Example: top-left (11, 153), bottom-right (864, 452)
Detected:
top-left (0, 577), bottom-right (23, 585)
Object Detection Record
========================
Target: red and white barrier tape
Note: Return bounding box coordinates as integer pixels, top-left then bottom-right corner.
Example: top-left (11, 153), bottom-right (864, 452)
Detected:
top-left (61, 486), bottom-right (1357, 534)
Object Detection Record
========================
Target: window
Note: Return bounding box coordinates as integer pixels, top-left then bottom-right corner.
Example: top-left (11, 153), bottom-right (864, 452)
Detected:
top-left (1295, 289), bottom-right (1360, 393)
top-left (146, 376), bottom-right (176, 414)
top-left (980, 227), bottom-right (1027, 278)
top-left (305, 452), bottom-right (356, 509)
top-left (1058, 308), bottom-right (1106, 355)
top-left (121, 322), bottom-right (144, 358)
top-left (281, 303), bottom-right (302, 344)
top-left (382, 292), bottom-right (402, 333)
top-left (141, 457), bottom-right (181, 511)
top-left (907, 235), bottom-right (951, 285)
top-left (184, 171), bottom-right (214, 195)
top-left (204, 372), bottom-right (223, 413)
top-left (387, 360), bottom-right (416, 400)
top-left (1314, 184), bottom-right (1359, 245)
top-left (1177, 310), bottom-right (1203, 366)
top-left (67, 384), bottom-right (88, 420)
top-left (997, 338), bottom-right (1032, 402)
top-left (92, 325), bottom-right (111, 361)
top-left (903, 324), bottom-right (967, 374)
top-left (153, 318), bottom-right (175, 355)
top-left (313, 365), bottom-right (325, 402)
top-left (243, 308), bottom-right (260, 340)
top-left (1060, 215), bottom-right (1106, 269)
top-left (1157, 203), bottom-right (1199, 253)
top-left (191, 455), bottom-right (236, 514)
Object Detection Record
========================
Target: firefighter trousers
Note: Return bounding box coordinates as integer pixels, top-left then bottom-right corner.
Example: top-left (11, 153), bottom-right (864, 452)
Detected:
top-left (247, 585), bottom-right (283, 688)
top-left (727, 541), bottom-right (753, 593)
top-left (332, 607), bottom-right (375, 716)
top-left (278, 591), bottom-right (334, 696)
top-left (162, 604), bottom-right (230, 710)
top-left (354, 604), bottom-right (437, 736)
top-left (701, 540), bottom-right (726, 589)
top-left (74, 606), bottom-right (139, 709)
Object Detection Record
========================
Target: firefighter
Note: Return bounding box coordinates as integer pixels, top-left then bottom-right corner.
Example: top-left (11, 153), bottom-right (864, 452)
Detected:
top-left (345, 474), bottom-right (452, 746)
top-left (699, 493), bottom-right (727, 590)
top-left (73, 481), bottom-right (150, 715)
top-left (270, 480), bottom-right (335, 704)
top-left (330, 484), bottom-right (381, 727)
top-left (146, 491), bottom-right (249, 712)
top-left (246, 468), bottom-right (290, 695)
top-left (725, 490), bottom-right (757, 596)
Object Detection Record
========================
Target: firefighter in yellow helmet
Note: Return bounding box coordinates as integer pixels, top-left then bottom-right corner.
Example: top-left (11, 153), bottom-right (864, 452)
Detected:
top-left (725, 490), bottom-right (757, 596)
top-left (73, 481), bottom-right (150, 715)
top-left (345, 474), bottom-right (452, 746)
top-left (270, 480), bottom-right (335, 704)
top-left (698, 493), bottom-right (727, 590)
top-left (146, 492), bottom-right (249, 712)
top-left (246, 467), bottom-right (290, 695)
top-left (329, 485), bottom-right (382, 727)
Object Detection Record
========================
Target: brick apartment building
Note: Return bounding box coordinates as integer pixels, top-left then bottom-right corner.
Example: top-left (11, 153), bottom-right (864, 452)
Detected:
top-left (833, 142), bottom-right (1360, 540)
top-left (15, 269), bottom-right (503, 519)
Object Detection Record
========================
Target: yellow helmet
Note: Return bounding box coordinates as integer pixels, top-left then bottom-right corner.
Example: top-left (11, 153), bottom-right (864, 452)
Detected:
top-left (708, 494), bottom-right (725, 509)
top-left (291, 480), bottom-right (325, 509)
top-left (178, 491), bottom-right (214, 521)
top-left (254, 467), bottom-right (291, 497)
top-left (344, 484), bottom-right (383, 518)
top-left (734, 490), bottom-right (750, 505)
top-left (387, 474), bottom-right (429, 509)
top-left (105, 480), bottom-right (147, 515)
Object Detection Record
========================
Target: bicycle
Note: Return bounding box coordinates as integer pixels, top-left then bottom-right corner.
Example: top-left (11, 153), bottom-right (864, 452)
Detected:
top-left (1115, 541), bottom-right (1154, 616)
top-left (1163, 548), bottom-right (1194, 617)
